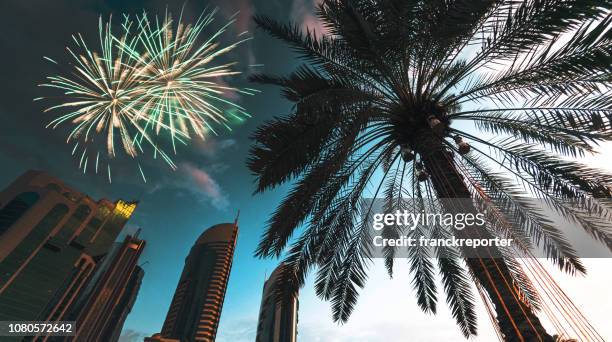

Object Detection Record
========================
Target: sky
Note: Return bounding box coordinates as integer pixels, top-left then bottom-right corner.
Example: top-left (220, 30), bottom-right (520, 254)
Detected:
top-left (0, 1), bottom-right (610, 341)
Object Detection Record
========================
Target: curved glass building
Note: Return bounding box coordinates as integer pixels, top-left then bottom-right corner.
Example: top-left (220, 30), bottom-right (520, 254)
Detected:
top-left (256, 263), bottom-right (299, 342)
top-left (157, 222), bottom-right (238, 342)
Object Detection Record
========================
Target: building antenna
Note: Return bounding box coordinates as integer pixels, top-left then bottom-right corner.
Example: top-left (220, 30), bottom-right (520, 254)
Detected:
top-left (234, 209), bottom-right (240, 226)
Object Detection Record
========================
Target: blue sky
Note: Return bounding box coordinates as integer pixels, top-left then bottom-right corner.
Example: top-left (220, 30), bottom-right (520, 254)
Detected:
top-left (0, 1), bottom-right (610, 341)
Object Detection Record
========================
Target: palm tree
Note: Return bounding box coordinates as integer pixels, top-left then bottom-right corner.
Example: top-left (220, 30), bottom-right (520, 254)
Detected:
top-left (248, 1), bottom-right (612, 340)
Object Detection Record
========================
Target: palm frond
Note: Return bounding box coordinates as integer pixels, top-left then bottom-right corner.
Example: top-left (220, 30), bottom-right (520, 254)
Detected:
top-left (433, 225), bottom-right (478, 337)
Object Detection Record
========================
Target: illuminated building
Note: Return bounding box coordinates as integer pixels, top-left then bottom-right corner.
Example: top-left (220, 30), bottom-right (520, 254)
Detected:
top-left (256, 264), bottom-right (299, 342)
top-left (0, 170), bottom-right (138, 327)
top-left (66, 234), bottom-right (146, 341)
top-left (148, 222), bottom-right (238, 342)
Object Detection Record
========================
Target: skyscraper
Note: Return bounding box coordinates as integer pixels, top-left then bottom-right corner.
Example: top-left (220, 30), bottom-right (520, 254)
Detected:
top-left (65, 233), bottom-right (146, 342)
top-left (106, 265), bottom-right (144, 341)
top-left (256, 264), bottom-right (299, 342)
top-left (0, 170), bottom-right (137, 325)
top-left (147, 222), bottom-right (238, 342)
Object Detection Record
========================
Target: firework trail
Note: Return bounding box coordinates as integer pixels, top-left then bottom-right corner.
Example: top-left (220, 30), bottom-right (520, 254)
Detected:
top-left (125, 9), bottom-right (256, 153)
top-left (36, 9), bottom-right (255, 182)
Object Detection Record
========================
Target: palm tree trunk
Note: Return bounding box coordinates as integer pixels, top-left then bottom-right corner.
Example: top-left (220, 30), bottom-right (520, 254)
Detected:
top-left (421, 147), bottom-right (555, 342)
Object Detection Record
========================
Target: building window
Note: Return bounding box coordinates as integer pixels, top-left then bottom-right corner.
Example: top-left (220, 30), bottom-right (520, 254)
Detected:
top-left (55, 205), bottom-right (91, 243)
top-left (0, 204), bottom-right (69, 287)
top-left (0, 192), bottom-right (40, 236)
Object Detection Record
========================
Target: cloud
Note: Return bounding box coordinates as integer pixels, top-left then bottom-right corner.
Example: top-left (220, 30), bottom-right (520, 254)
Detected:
top-left (215, 0), bottom-right (258, 67)
top-left (216, 317), bottom-right (258, 342)
top-left (181, 162), bottom-right (229, 210)
top-left (213, 76), bottom-right (243, 102)
top-left (146, 161), bottom-right (230, 211)
top-left (216, 0), bottom-right (255, 34)
top-left (193, 138), bottom-right (238, 158)
top-left (291, 0), bottom-right (327, 37)
top-left (118, 329), bottom-right (148, 342)
top-left (142, 134), bottom-right (236, 211)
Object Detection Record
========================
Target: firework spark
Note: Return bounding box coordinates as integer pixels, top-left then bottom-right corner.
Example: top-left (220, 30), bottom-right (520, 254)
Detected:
top-left (37, 10), bottom-right (255, 181)
top-left (125, 9), bottom-right (256, 152)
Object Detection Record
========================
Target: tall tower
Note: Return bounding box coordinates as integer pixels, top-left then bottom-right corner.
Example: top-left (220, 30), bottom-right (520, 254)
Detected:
top-left (155, 222), bottom-right (238, 342)
top-left (106, 265), bottom-right (144, 341)
top-left (256, 264), bottom-right (299, 342)
top-left (66, 233), bottom-right (146, 341)
top-left (0, 170), bottom-right (137, 325)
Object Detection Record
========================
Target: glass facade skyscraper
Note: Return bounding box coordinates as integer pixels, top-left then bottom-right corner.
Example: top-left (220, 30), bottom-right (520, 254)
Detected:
top-left (256, 263), bottom-right (299, 342)
top-left (0, 170), bottom-right (139, 340)
top-left (66, 234), bottom-right (146, 341)
top-left (147, 222), bottom-right (238, 342)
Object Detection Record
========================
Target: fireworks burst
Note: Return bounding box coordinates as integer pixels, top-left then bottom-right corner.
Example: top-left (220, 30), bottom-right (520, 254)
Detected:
top-left (127, 9), bottom-right (256, 152)
top-left (36, 9), bottom-right (256, 182)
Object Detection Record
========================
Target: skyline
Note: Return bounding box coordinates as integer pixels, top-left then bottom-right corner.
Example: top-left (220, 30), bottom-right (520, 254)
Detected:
top-left (1, 169), bottom-right (608, 341)
top-left (0, 1), bottom-right (611, 341)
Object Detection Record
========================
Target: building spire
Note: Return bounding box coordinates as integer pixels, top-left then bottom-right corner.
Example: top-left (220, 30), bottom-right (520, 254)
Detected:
top-left (234, 209), bottom-right (240, 226)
